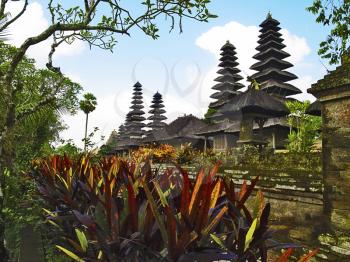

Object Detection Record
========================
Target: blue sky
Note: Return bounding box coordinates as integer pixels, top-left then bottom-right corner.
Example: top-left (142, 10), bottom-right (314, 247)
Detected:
top-left (6, 1), bottom-right (331, 148)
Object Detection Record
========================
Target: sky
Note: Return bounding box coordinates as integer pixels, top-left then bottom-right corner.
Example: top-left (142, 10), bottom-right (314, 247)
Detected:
top-left (5, 0), bottom-right (332, 148)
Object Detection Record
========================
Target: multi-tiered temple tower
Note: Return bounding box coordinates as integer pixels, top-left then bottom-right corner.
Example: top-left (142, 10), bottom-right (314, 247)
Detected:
top-left (147, 92), bottom-right (167, 132)
top-left (116, 124), bottom-right (127, 141)
top-left (126, 82), bottom-right (146, 138)
top-left (250, 13), bottom-right (301, 98)
top-left (209, 41), bottom-right (244, 109)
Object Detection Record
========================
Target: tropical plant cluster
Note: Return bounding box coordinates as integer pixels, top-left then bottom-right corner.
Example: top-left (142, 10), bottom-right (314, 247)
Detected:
top-left (28, 155), bottom-right (318, 261)
top-left (286, 101), bottom-right (322, 153)
top-left (132, 144), bottom-right (177, 163)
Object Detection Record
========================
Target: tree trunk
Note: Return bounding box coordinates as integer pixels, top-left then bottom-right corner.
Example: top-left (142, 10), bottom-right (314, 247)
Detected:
top-left (84, 113), bottom-right (89, 152)
top-left (0, 102), bottom-right (17, 262)
top-left (0, 131), bottom-right (9, 262)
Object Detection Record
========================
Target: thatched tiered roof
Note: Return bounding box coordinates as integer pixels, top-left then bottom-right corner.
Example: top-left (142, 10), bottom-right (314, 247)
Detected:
top-left (209, 41), bottom-right (244, 109)
top-left (145, 115), bottom-right (208, 147)
top-left (147, 92), bottom-right (167, 131)
top-left (250, 13), bottom-right (301, 97)
top-left (127, 82), bottom-right (146, 138)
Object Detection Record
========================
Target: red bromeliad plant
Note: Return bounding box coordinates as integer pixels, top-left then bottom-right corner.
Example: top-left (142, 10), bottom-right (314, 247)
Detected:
top-left (29, 155), bottom-right (317, 262)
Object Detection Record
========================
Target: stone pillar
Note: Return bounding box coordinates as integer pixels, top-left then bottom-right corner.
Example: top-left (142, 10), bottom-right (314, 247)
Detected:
top-left (238, 114), bottom-right (254, 143)
top-left (308, 56), bottom-right (350, 259)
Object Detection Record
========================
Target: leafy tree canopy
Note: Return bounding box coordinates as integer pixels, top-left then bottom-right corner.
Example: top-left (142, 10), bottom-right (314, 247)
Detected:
top-left (79, 93), bottom-right (97, 114)
top-left (0, 42), bottom-right (82, 261)
top-left (0, 42), bottom-right (82, 124)
top-left (307, 0), bottom-right (350, 64)
top-left (0, 42), bottom-right (82, 169)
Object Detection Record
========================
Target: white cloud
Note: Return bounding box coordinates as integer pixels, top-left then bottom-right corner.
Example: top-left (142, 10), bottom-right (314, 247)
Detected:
top-left (281, 29), bottom-right (311, 64)
top-left (5, 1), bottom-right (85, 67)
top-left (196, 21), bottom-right (258, 79)
top-left (290, 76), bottom-right (316, 102)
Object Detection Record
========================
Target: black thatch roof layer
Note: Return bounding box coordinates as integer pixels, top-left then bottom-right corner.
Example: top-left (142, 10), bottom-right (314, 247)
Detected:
top-left (106, 130), bottom-right (118, 147)
top-left (163, 114), bottom-right (208, 138)
top-left (259, 80), bottom-right (301, 95)
top-left (195, 121), bottom-right (237, 136)
top-left (195, 116), bottom-right (289, 136)
top-left (258, 29), bottom-right (282, 39)
top-left (250, 13), bottom-right (301, 97)
top-left (306, 100), bottom-right (321, 116)
top-left (251, 68), bottom-right (297, 83)
top-left (256, 40), bottom-right (285, 51)
top-left (250, 57), bottom-right (292, 71)
top-left (145, 115), bottom-right (208, 143)
top-left (217, 87), bottom-right (290, 118)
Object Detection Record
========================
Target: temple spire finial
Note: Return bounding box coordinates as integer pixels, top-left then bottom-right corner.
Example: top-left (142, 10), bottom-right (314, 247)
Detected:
top-left (267, 11), bottom-right (272, 19)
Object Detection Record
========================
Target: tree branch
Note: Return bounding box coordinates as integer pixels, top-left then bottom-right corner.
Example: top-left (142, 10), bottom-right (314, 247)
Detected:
top-left (47, 33), bottom-right (76, 74)
top-left (0, 0), bottom-right (28, 32)
top-left (85, 0), bottom-right (102, 23)
top-left (0, 0), bottom-right (8, 19)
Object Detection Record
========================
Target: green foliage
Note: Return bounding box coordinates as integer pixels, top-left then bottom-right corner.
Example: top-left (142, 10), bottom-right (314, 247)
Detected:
top-left (203, 107), bottom-right (217, 124)
top-left (286, 101), bottom-right (322, 153)
top-left (44, 0), bottom-right (217, 51)
top-left (0, 42), bottom-right (81, 168)
top-left (0, 43), bottom-right (81, 116)
top-left (80, 93), bottom-right (98, 151)
top-left (54, 139), bottom-right (81, 157)
top-left (0, 42), bottom-right (81, 260)
top-left (82, 126), bottom-right (105, 152)
top-left (0, 42), bottom-right (82, 170)
top-left (177, 145), bottom-right (321, 173)
top-left (176, 143), bottom-right (198, 164)
top-left (3, 169), bottom-right (42, 260)
top-left (79, 93), bottom-right (97, 115)
top-left (29, 155), bottom-right (317, 261)
top-left (307, 0), bottom-right (350, 64)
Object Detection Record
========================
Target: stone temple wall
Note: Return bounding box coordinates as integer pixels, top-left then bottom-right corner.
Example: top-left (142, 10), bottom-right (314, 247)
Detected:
top-left (154, 163), bottom-right (327, 259)
top-left (308, 57), bottom-right (350, 260)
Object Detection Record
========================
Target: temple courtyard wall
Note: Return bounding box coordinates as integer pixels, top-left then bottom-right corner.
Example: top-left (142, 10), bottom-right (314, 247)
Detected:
top-left (153, 161), bottom-right (349, 261)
